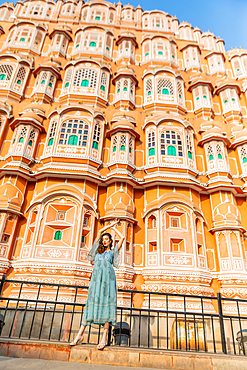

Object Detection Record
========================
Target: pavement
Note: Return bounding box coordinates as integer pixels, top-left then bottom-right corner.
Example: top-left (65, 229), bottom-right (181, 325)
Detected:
top-left (0, 356), bottom-right (155, 370)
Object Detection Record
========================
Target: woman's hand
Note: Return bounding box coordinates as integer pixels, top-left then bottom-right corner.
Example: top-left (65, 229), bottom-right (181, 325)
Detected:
top-left (96, 219), bottom-right (120, 241)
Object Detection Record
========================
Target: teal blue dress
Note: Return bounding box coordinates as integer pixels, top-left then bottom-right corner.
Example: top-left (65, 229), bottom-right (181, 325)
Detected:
top-left (81, 239), bottom-right (119, 326)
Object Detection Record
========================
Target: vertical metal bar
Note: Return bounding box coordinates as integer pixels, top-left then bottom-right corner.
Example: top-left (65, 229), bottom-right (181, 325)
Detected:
top-left (236, 300), bottom-right (245, 355)
top-left (157, 311), bottom-right (159, 349)
top-left (175, 312), bottom-right (178, 350)
top-left (201, 298), bottom-right (207, 352)
top-left (19, 300), bottom-right (29, 338)
top-left (58, 303), bottom-right (67, 342)
top-left (129, 292), bottom-right (133, 347)
top-left (193, 314), bottom-right (197, 351)
top-left (217, 293), bottom-right (227, 354)
top-left (107, 324), bottom-right (112, 346)
top-left (138, 309), bottom-right (141, 347)
top-left (148, 293), bottom-right (150, 348)
top-left (119, 308), bottom-right (123, 346)
top-left (68, 287), bottom-right (78, 342)
top-left (184, 296), bottom-right (187, 351)
top-left (28, 283), bottom-right (41, 339)
top-left (0, 274), bottom-right (6, 297)
top-left (230, 317), bottom-right (236, 355)
top-left (9, 282), bottom-right (24, 338)
top-left (87, 324), bottom-right (91, 344)
top-left (38, 301), bottom-right (47, 339)
top-left (166, 295), bottom-right (169, 349)
top-left (97, 325), bottom-right (101, 344)
top-left (48, 286), bottom-right (60, 340)
top-left (211, 316), bottom-right (216, 353)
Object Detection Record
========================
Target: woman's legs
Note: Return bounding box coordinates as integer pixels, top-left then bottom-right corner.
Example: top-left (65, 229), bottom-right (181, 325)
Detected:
top-left (97, 322), bottom-right (110, 350)
top-left (70, 324), bottom-right (86, 346)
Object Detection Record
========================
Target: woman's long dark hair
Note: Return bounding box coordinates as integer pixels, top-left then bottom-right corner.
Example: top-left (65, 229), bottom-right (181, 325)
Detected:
top-left (97, 232), bottom-right (113, 254)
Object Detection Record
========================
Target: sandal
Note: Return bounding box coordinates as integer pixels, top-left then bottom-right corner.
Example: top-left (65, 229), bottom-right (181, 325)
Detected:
top-left (97, 339), bottom-right (107, 350)
top-left (70, 335), bottom-right (84, 346)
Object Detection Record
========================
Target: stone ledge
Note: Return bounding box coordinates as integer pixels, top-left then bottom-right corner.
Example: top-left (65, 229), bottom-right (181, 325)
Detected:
top-left (0, 338), bottom-right (247, 370)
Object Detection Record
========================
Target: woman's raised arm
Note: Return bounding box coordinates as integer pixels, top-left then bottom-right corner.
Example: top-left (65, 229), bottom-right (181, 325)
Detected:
top-left (96, 219), bottom-right (119, 242)
top-left (112, 227), bottom-right (125, 251)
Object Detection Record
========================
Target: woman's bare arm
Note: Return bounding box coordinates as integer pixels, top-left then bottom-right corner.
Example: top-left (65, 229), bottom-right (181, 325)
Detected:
top-left (96, 220), bottom-right (119, 242)
top-left (112, 227), bottom-right (125, 251)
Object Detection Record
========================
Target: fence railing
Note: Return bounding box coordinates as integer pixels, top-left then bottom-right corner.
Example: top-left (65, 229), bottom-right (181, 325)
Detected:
top-left (0, 274), bottom-right (247, 355)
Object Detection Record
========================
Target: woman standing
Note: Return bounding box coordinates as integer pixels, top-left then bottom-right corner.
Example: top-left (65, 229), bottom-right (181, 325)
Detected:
top-left (70, 219), bottom-right (125, 350)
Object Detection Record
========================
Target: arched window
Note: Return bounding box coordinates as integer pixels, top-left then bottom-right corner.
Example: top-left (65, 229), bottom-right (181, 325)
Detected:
top-left (112, 135), bottom-right (117, 152)
top-left (216, 143), bottom-right (223, 159)
top-left (18, 126), bottom-right (27, 143)
top-left (59, 119), bottom-right (89, 147)
top-left (28, 129), bottom-right (36, 147)
top-left (207, 145), bottom-right (214, 160)
top-left (73, 68), bottom-right (98, 88)
top-left (92, 122), bottom-right (101, 150)
top-left (148, 130), bottom-right (155, 156)
top-left (177, 80), bottom-right (184, 103)
top-left (100, 71), bottom-right (107, 92)
top-left (148, 215), bottom-right (157, 228)
top-left (157, 79), bottom-right (174, 95)
top-left (160, 130), bottom-right (183, 157)
top-left (0, 74), bottom-right (6, 80)
top-left (129, 136), bottom-right (133, 153)
top-left (63, 69), bottom-right (72, 89)
top-left (54, 230), bottom-right (62, 240)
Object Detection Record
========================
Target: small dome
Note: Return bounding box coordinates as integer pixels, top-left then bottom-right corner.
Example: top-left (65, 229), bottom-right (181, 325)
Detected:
top-left (21, 111), bottom-right (43, 123)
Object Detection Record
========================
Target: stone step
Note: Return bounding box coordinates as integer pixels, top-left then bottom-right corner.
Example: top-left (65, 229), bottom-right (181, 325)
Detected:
top-left (0, 338), bottom-right (247, 370)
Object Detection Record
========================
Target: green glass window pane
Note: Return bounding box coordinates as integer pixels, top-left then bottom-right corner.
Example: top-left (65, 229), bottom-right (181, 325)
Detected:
top-left (123, 87), bottom-right (127, 91)
top-left (18, 137), bottom-right (24, 143)
top-left (129, 147), bottom-right (132, 153)
top-left (243, 157), bottom-right (247, 163)
top-left (179, 94), bottom-right (182, 99)
top-left (20, 38), bottom-right (25, 42)
top-left (196, 96), bottom-right (200, 100)
top-left (145, 52), bottom-right (149, 56)
top-left (95, 16), bottom-right (100, 20)
top-left (0, 74), bottom-right (6, 80)
top-left (41, 80), bottom-right (46, 85)
top-left (188, 151), bottom-right (192, 159)
top-left (48, 138), bottom-right (54, 146)
top-left (35, 42), bottom-right (38, 45)
top-left (28, 140), bottom-right (33, 146)
top-left (54, 230), bottom-right (62, 240)
top-left (203, 95), bottom-right (207, 99)
top-left (89, 41), bottom-right (96, 47)
top-left (76, 44), bottom-right (79, 48)
top-left (149, 147), bottom-right (155, 156)
top-left (65, 82), bottom-right (69, 88)
top-left (167, 145), bottom-right (176, 156)
top-left (106, 46), bottom-right (110, 51)
top-left (224, 99), bottom-right (228, 103)
top-left (81, 79), bottom-right (89, 87)
top-left (232, 98), bottom-right (235, 102)
top-left (218, 153), bottom-right (222, 159)
top-left (92, 141), bottom-right (98, 149)
top-left (162, 88), bottom-right (169, 95)
top-left (156, 24), bottom-right (160, 27)
top-left (158, 51), bottom-right (163, 55)
top-left (68, 135), bottom-right (78, 145)
top-left (131, 90), bottom-right (133, 94)
top-left (100, 85), bottom-right (105, 91)
top-left (172, 55), bottom-right (175, 59)
top-left (81, 235), bottom-right (85, 243)
top-left (49, 82), bottom-right (52, 88)
top-left (148, 91), bottom-right (151, 96)
top-left (120, 145), bottom-right (125, 151)
top-left (209, 154), bottom-right (214, 160)
top-left (17, 79), bottom-right (21, 85)
top-left (113, 145), bottom-right (116, 152)
top-left (117, 88), bottom-right (120, 93)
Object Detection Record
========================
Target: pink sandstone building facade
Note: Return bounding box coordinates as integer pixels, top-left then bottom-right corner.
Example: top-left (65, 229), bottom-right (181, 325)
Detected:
top-left (0, 0), bottom-right (246, 312)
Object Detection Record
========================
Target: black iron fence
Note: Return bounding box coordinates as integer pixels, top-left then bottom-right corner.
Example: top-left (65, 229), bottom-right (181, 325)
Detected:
top-left (0, 274), bottom-right (247, 355)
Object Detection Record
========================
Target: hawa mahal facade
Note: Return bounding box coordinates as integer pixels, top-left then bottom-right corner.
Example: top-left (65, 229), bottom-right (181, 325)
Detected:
top-left (0, 0), bottom-right (247, 310)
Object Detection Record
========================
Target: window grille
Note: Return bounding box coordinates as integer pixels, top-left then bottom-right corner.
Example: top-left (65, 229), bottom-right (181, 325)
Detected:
top-left (18, 126), bottom-right (28, 143)
top-left (157, 79), bottom-right (174, 95)
top-left (40, 72), bottom-right (47, 85)
top-left (92, 122), bottom-right (101, 150)
top-left (207, 145), bottom-right (214, 160)
top-left (216, 143), bottom-right (223, 159)
top-left (160, 130), bottom-right (183, 157)
top-left (146, 79), bottom-right (152, 96)
top-left (116, 80), bottom-right (121, 94)
top-left (15, 28), bottom-right (33, 43)
top-left (0, 65), bottom-right (13, 80)
top-left (28, 130), bottom-right (36, 146)
top-left (15, 66), bottom-right (26, 86)
top-left (59, 119), bottom-right (89, 147)
top-left (240, 146), bottom-right (247, 163)
top-left (100, 71), bottom-right (107, 91)
top-left (106, 35), bottom-right (111, 52)
top-left (123, 79), bottom-right (128, 91)
top-left (64, 69), bottom-right (72, 88)
top-left (113, 135), bottom-right (117, 152)
top-left (177, 81), bottom-right (183, 100)
top-left (186, 134), bottom-right (193, 159)
top-left (73, 68), bottom-right (98, 88)
top-left (48, 121), bottom-right (57, 146)
top-left (148, 130), bottom-right (155, 156)
top-left (48, 74), bottom-right (55, 88)
top-left (120, 134), bottom-right (126, 151)
top-left (129, 136), bottom-right (133, 153)
top-left (34, 31), bottom-right (43, 48)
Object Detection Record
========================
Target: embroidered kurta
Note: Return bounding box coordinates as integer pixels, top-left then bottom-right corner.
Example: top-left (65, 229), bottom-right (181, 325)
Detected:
top-left (81, 239), bottom-right (119, 326)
